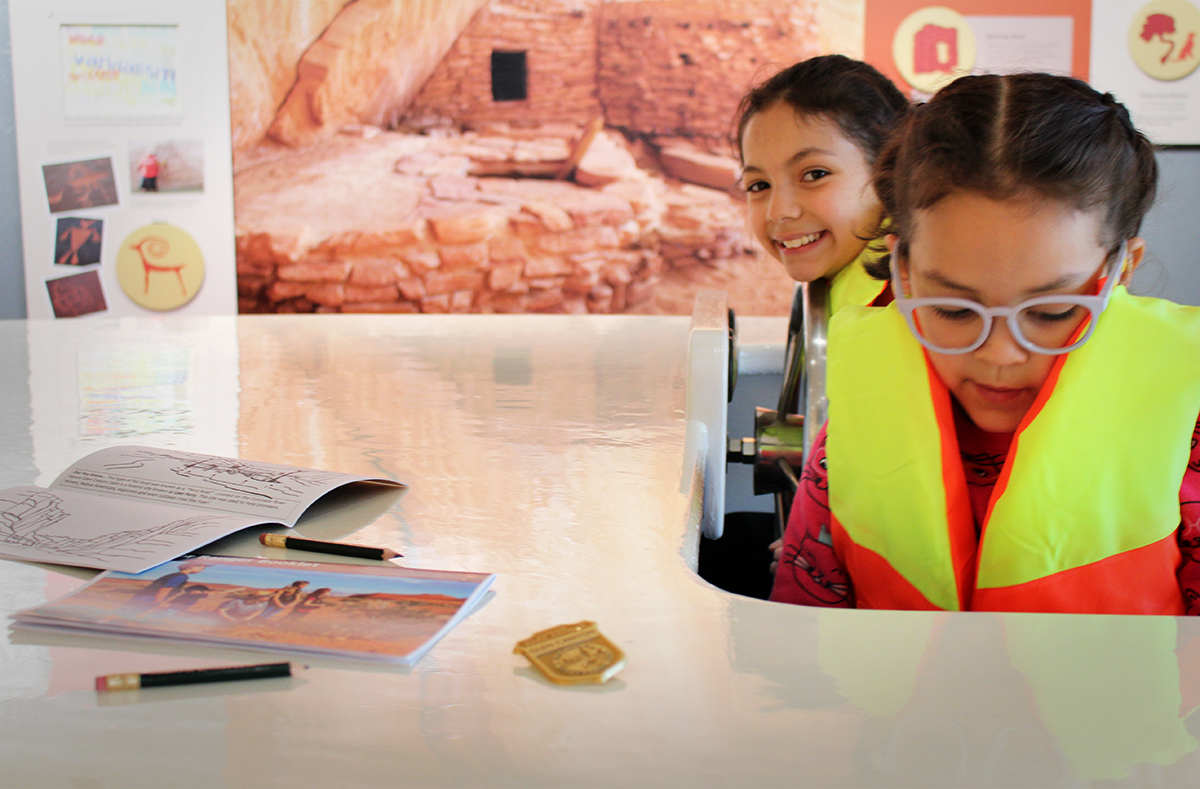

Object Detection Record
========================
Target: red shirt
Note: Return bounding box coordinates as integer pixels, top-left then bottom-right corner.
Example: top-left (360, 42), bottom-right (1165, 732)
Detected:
top-left (770, 408), bottom-right (1200, 615)
top-left (138, 155), bottom-right (158, 178)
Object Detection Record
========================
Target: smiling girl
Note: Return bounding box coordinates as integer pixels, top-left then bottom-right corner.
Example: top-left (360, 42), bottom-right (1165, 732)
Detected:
top-left (771, 73), bottom-right (1200, 615)
top-left (735, 55), bottom-right (908, 312)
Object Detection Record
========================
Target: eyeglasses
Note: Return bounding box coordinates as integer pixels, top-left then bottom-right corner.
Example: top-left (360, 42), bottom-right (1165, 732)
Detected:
top-left (890, 242), bottom-right (1126, 355)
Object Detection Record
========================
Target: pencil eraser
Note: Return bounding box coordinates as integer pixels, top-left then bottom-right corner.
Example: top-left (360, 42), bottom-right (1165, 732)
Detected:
top-left (95, 673), bottom-right (139, 691)
top-left (260, 533), bottom-right (287, 549)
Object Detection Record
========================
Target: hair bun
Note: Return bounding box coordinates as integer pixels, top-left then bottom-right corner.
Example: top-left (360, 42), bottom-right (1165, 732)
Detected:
top-left (1100, 92), bottom-right (1137, 138)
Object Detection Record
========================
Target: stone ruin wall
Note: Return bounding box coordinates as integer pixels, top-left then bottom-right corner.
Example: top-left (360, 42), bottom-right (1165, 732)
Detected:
top-left (597, 1), bottom-right (823, 149)
top-left (237, 153), bottom-right (749, 315)
top-left (403, 0), bottom-right (603, 130)
top-left (405, 0), bottom-right (823, 149)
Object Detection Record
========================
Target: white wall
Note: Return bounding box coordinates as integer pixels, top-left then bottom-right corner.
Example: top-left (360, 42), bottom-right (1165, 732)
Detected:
top-left (0, 0), bottom-right (27, 320)
top-left (1133, 147), bottom-right (1200, 307)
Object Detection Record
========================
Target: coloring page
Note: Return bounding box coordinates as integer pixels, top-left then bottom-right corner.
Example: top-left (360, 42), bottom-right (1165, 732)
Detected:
top-left (52, 445), bottom-right (384, 523)
top-left (0, 485), bottom-right (263, 572)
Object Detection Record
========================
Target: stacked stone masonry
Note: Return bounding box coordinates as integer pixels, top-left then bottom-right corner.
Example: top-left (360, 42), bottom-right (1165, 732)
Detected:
top-left (406, 0), bottom-right (822, 146)
top-left (596, 1), bottom-right (822, 141)
top-left (236, 130), bottom-right (751, 315)
top-left (404, 0), bottom-right (603, 131)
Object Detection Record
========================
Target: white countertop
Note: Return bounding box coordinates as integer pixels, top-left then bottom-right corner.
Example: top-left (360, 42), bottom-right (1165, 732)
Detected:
top-left (1, 313), bottom-right (1196, 788)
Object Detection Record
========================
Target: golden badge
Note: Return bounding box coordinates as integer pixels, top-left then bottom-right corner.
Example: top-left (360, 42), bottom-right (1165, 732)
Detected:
top-left (1129, 0), bottom-right (1200, 81)
top-left (115, 223), bottom-right (205, 311)
top-left (893, 6), bottom-right (977, 96)
top-left (514, 621), bottom-right (626, 685)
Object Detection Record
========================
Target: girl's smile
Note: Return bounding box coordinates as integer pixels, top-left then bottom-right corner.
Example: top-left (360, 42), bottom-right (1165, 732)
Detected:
top-left (740, 104), bottom-right (881, 283)
top-left (777, 230), bottom-right (825, 250)
top-left (896, 191), bottom-right (1143, 434)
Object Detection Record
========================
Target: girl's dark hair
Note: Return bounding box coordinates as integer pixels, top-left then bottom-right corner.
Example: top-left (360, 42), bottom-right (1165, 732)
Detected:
top-left (734, 54), bottom-right (909, 166)
top-left (868, 72), bottom-right (1158, 279)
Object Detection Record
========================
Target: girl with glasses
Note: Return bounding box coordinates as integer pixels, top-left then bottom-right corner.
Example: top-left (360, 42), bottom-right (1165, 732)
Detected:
top-left (771, 72), bottom-right (1200, 615)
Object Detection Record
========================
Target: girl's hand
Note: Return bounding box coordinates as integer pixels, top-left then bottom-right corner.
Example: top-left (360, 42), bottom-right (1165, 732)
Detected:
top-left (768, 538), bottom-right (784, 576)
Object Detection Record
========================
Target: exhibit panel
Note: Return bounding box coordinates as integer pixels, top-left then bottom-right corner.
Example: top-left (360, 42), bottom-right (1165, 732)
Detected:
top-left (8, 0), bottom-right (236, 319)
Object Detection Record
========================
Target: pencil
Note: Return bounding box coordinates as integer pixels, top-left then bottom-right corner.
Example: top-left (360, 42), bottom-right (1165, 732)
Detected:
top-left (259, 532), bottom-right (401, 560)
top-left (96, 662), bottom-right (291, 691)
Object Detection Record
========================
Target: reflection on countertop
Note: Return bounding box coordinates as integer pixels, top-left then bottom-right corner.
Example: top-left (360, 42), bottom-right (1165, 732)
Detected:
top-left (1, 315), bottom-right (1196, 788)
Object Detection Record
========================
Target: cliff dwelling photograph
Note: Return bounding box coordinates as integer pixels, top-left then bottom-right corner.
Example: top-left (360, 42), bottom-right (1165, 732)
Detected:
top-left (229, 0), bottom-right (860, 316)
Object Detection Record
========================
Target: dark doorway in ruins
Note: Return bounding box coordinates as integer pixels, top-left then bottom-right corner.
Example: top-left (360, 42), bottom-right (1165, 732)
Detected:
top-left (490, 50), bottom-right (528, 101)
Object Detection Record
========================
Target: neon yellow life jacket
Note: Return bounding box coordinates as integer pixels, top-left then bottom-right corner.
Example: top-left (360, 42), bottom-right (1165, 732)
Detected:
top-left (830, 238), bottom-right (888, 315)
top-left (825, 288), bottom-right (1200, 614)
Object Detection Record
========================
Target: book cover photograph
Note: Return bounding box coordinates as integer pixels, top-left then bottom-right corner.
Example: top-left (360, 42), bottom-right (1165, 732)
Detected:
top-left (13, 555), bottom-right (495, 665)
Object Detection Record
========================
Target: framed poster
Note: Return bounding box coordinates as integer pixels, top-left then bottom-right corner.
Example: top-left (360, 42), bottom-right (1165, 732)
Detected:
top-left (865, 0), bottom-right (1094, 98)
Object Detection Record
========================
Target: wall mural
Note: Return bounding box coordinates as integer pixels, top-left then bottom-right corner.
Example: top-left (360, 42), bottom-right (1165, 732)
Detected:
top-left (226, 0), bottom-right (856, 317)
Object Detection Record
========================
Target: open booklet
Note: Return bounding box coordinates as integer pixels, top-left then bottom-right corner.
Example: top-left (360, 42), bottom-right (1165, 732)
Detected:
top-left (11, 554), bottom-right (494, 666)
top-left (0, 446), bottom-right (403, 573)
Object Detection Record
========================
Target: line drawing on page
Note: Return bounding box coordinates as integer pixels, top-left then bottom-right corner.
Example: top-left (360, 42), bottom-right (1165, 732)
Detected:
top-left (0, 488), bottom-right (234, 565)
top-left (98, 448), bottom-right (344, 500)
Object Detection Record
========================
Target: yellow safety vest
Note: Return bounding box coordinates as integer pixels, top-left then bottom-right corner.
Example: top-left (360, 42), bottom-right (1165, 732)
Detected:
top-left (830, 238), bottom-right (888, 315)
top-left (826, 288), bottom-right (1200, 614)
